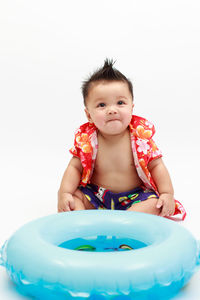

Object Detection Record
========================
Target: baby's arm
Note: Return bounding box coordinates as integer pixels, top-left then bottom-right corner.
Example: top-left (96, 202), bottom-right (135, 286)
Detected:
top-left (58, 156), bottom-right (83, 212)
top-left (148, 158), bottom-right (175, 217)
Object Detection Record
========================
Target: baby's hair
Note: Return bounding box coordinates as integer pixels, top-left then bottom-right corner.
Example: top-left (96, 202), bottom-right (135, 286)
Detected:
top-left (81, 58), bottom-right (133, 106)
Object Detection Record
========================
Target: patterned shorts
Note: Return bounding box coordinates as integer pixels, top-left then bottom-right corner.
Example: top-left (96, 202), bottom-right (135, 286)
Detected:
top-left (79, 184), bottom-right (158, 210)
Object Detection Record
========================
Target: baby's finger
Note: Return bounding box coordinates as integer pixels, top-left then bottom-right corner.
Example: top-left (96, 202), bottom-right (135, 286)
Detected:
top-left (159, 211), bottom-right (167, 217)
top-left (163, 204), bottom-right (175, 217)
top-left (69, 199), bottom-right (75, 210)
top-left (156, 198), bottom-right (163, 209)
top-left (64, 204), bottom-right (71, 212)
top-left (167, 211), bottom-right (173, 216)
top-left (159, 206), bottom-right (171, 217)
top-left (59, 203), bottom-right (71, 212)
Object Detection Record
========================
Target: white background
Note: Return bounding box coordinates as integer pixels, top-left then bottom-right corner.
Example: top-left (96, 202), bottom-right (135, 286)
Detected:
top-left (0, 0), bottom-right (200, 299)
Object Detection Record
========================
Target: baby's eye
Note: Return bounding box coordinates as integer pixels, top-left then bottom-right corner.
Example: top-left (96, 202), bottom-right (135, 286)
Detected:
top-left (118, 100), bottom-right (125, 105)
top-left (97, 103), bottom-right (106, 108)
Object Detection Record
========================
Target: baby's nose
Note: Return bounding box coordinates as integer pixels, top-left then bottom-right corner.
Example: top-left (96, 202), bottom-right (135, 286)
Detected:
top-left (107, 106), bottom-right (117, 114)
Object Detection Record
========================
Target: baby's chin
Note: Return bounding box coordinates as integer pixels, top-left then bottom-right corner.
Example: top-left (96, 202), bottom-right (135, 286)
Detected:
top-left (99, 122), bottom-right (129, 136)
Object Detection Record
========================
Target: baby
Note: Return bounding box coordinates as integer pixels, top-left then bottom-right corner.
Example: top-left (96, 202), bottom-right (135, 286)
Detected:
top-left (58, 59), bottom-right (186, 220)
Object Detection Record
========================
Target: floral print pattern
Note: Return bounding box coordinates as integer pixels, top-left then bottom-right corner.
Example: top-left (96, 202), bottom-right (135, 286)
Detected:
top-left (136, 139), bottom-right (150, 155)
top-left (76, 133), bottom-right (92, 153)
top-left (69, 115), bottom-right (186, 220)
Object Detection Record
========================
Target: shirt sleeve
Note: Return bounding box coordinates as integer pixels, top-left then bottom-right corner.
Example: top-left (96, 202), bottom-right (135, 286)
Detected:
top-left (69, 127), bottom-right (82, 158)
top-left (147, 138), bottom-right (162, 164)
top-left (69, 145), bottom-right (79, 157)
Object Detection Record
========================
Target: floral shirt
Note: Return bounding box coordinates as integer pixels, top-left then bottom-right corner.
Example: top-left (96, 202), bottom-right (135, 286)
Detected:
top-left (70, 115), bottom-right (186, 220)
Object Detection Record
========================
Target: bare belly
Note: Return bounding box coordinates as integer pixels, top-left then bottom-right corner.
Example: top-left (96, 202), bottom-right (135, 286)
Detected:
top-left (92, 130), bottom-right (143, 193)
top-left (91, 170), bottom-right (143, 193)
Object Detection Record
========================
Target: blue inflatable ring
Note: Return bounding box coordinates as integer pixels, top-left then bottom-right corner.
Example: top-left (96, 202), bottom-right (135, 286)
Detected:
top-left (0, 210), bottom-right (200, 299)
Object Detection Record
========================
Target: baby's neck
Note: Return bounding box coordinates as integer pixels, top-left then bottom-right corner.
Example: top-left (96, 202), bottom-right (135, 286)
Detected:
top-left (98, 128), bottom-right (130, 144)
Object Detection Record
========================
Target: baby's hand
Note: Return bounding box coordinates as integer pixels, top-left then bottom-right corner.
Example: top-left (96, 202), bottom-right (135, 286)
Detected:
top-left (156, 193), bottom-right (175, 217)
top-left (58, 192), bottom-right (75, 212)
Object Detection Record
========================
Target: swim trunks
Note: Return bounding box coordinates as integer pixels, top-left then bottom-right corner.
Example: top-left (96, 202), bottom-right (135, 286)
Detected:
top-left (79, 184), bottom-right (158, 210)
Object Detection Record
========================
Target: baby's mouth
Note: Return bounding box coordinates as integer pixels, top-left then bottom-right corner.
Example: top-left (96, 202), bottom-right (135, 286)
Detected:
top-left (107, 118), bottom-right (120, 122)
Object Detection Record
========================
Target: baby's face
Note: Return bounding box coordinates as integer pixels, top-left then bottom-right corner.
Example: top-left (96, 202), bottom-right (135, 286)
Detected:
top-left (85, 80), bottom-right (134, 136)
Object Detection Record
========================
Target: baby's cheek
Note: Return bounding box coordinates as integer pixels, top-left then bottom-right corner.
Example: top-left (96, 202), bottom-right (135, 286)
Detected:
top-left (123, 111), bottom-right (133, 124)
top-left (93, 114), bottom-right (105, 128)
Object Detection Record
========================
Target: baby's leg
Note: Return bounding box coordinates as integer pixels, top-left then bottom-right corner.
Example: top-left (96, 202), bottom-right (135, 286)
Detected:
top-left (73, 189), bottom-right (95, 210)
top-left (127, 197), bottom-right (161, 215)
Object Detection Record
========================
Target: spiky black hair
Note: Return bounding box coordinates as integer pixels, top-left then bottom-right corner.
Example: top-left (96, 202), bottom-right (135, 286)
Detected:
top-left (81, 58), bottom-right (133, 105)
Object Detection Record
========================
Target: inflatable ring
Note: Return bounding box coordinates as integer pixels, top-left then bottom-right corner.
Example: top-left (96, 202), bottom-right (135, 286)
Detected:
top-left (0, 210), bottom-right (200, 299)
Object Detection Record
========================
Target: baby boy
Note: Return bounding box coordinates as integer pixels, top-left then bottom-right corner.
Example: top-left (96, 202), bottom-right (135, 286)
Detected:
top-left (58, 59), bottom-right (185, 220)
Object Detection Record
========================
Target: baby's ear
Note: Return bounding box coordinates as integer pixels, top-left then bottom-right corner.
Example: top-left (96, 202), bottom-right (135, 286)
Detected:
top-left (84, 108), bottom-right (93, 123)
top-left (132, 103), bottom-right (135, 110)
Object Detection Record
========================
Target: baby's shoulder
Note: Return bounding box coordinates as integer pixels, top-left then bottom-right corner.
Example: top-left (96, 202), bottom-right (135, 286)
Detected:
top-left (130, 115), bottom-right (156, 139)
top-left (75, 122), bottom-right (96, 135)
top-left (131, 115), bottom-right (154, 129)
